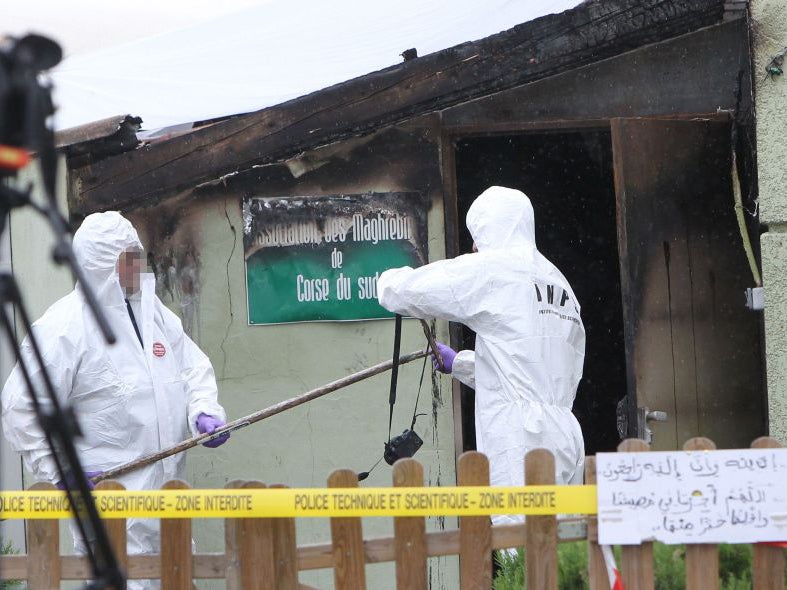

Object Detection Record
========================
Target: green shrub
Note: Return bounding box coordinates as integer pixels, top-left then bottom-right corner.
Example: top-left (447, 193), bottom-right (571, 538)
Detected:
top-left (1, 537), bottom-right (23, 589)
top-left (652, 543), bottom-right (685, 590)
top-left (718, 544), bottom-right (752, 588)
top-left (492, 541), bottom-right (775, 590)
top-left (493, 543), bottom-right (590, 590)
top-left (557, 542), bottom-right (587, 589)
top-left (493, 548), bottom-right (525, 590)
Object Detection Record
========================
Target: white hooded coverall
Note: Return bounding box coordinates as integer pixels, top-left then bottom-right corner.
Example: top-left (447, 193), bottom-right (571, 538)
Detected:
top-left (1, 212), bottom-right (226, 586)
top-left (378, 186), bottom-right (585, 526)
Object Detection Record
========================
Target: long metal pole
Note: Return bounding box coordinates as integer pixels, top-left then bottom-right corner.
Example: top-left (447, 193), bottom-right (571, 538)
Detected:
top-left (93, 348), bottom-right (430, 483)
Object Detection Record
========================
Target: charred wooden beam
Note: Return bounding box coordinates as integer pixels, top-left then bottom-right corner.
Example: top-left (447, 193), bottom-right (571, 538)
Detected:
top-left (56, 114), bottom-right (141, 168)
top-left (71, 0), bottom-right (726, 214)
top-left (723, 1), bottom-right (748, 21)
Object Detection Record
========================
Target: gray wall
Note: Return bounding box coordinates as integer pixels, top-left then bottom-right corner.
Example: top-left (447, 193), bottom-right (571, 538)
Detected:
top-left (752, 0), bottom-right (787, 443)
top-left (1, 157), bottom-right (74, 553)
top-left (2, 132), bottom-right (459, 587)
top-left (0, 198), bottom-right (24, 552)
top-left (127, 121), bottom-right (459, 588)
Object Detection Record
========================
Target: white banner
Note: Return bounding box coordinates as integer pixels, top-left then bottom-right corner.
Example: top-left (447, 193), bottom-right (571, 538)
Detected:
top-left (597, 448), bottom-right (787, 545)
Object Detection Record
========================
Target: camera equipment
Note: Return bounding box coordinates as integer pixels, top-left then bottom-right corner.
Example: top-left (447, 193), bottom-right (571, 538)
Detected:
top-left (384, 428), bottom-right (423, 466)
top-left (358, 314), bottom-right (429, 481)
top-left (382, 314), bottom-right (426, 465)
top-left (0, 34), bottom-right (124, 589)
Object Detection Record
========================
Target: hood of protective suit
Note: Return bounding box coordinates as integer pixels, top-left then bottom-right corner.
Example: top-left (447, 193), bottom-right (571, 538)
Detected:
top-left (466, 186), bottom-right (536, 252)
top-left (3, 210), bottom-right (226, 563)
top-left (72, 211), bottom-right (143, 303)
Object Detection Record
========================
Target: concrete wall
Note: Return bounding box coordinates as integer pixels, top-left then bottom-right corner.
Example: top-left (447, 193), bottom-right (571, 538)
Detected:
top-left (127, 121), bottom-right (458, 588)
top-left (1, 157), bottom-right (73, 552)
top-left (2, 127), bottom-right (458, 586)
top-left (0, 198), bottom-right (23, 552)
top-left (752, 0), bottom-right (787, 443)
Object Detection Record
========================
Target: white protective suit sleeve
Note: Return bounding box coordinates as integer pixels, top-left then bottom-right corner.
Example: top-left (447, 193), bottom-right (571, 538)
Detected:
top-left (162, 306), bottom-right (226, 436)
top-left (378, 261), bottom-right (479, 326)
top-left (451, 350), bottom-right (475, 389)
top-left (379, 259), bottom-right (489, 387)
top-left (1, 324), bottom-right (75, 483)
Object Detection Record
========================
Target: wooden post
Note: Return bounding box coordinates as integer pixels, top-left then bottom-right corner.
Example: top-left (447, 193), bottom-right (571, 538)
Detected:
top-left (683, 437), bottom-right (719, 590)
top-left (393, 459), bottom-right (427, 590)
top-left (237, 481), bottom-right (276, 590)
top-left (752, 436), bottom-right (785, 590)
top-left (525, 448), bottom-right (558, 590)
top-left (618, 438), bottom-right (655, 590)
top-left (26, 482), bottom-right (60, 590)
top-left (224, 480), bottom-right (246, 590)
top-left (270, 483), bottom-right (299, 589)
top-left (95, 480), bottom-right (128, 589)
top-left (329, 469), bottom-right (366, 590)
top-left (585, 456), bottom-right (609, 590)
top-left (457, 452), bottom-right (492, 590)
top-left (160, 480), bottom-right (193, 590)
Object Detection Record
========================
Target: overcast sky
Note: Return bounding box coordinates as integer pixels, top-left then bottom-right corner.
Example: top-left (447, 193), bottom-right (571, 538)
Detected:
top-left (4, 0), bottom-right (269, 57)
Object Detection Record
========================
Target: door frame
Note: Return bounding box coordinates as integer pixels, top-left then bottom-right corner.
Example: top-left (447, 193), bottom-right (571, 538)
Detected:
top-left (438, 113), bottom-right (731, 454)
top-left (439, 118), bottom-right (610, 458)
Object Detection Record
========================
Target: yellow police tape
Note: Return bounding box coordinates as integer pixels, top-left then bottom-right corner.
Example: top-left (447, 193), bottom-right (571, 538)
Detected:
top-left (0, 485), bottom-right (598, 520)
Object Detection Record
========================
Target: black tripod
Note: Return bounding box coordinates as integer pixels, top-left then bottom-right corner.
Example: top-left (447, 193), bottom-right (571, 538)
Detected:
top-left (0, 34), bottom-right (124, 589)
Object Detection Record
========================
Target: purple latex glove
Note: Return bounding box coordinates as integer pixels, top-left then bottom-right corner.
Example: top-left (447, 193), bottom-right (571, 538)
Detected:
top-left (196, 413), bottom-right (230, 448)
top-left (56, 471), bottom-right (103, 491)
top-left (432, 342), bottom-right (457, 374)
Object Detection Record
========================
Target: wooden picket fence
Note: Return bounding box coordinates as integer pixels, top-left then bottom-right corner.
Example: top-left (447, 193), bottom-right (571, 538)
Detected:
top-left (0, 437), bottom-right (784, 589)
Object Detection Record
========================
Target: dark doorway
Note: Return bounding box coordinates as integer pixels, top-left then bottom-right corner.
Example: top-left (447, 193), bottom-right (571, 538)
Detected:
top-left (453, 130), bottom-right (625, 454)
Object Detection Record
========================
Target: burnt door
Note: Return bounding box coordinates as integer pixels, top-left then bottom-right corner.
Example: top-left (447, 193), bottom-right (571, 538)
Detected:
top-left (611, 118), bottom-right (764, 450)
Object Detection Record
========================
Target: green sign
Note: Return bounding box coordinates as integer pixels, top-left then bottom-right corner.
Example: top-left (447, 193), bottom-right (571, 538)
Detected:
top-left (243, 193), bottom-right (428, 324)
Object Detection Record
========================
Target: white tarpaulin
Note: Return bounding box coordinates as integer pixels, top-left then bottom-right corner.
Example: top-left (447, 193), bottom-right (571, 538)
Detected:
top-left (50, 0), bottom-right (581, 131)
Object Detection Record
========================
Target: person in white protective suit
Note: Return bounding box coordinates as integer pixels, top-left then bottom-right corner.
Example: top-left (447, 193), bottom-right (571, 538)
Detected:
top-left (1, 211), bottom-right (229, 589)
top-left (377, 186), bottom-right (585, 526)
